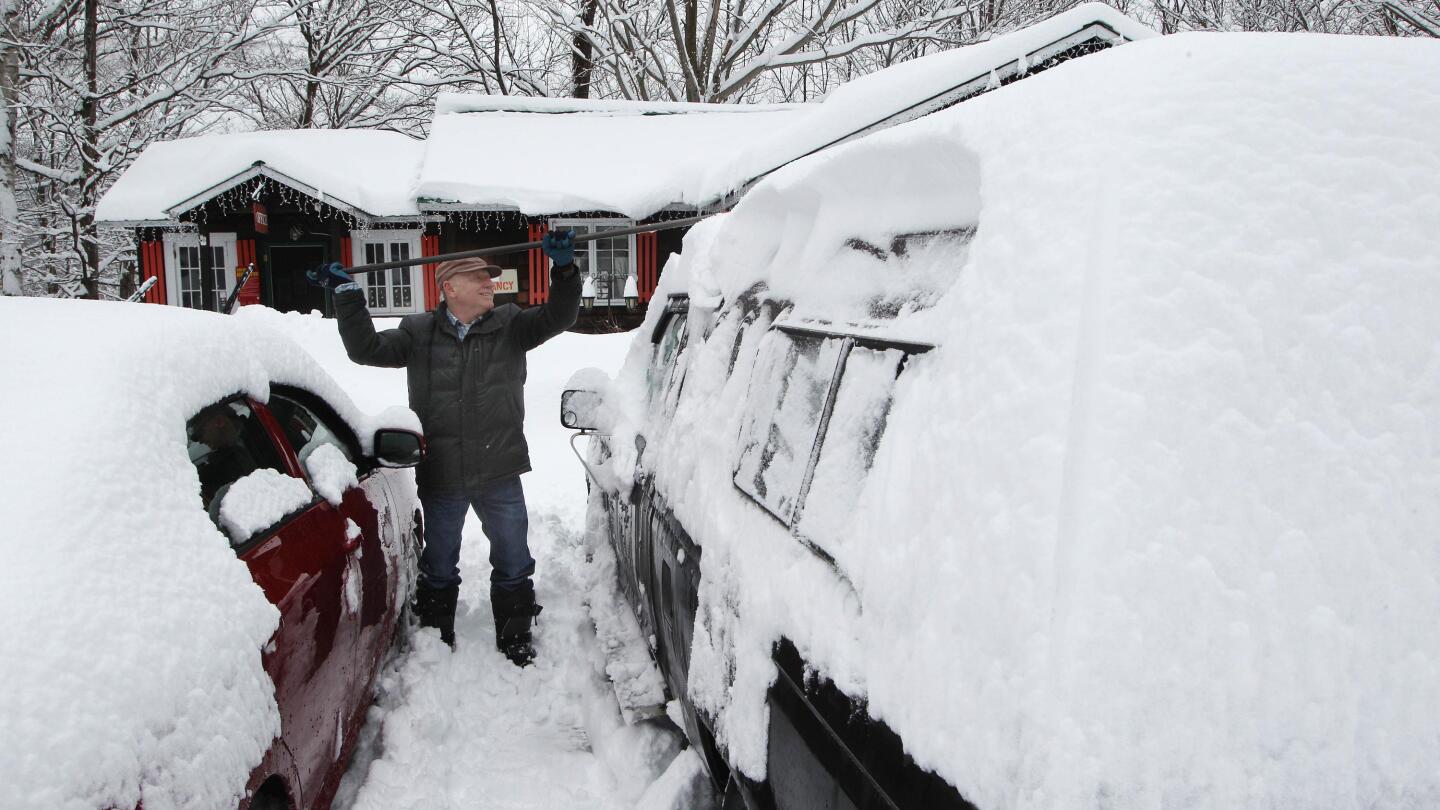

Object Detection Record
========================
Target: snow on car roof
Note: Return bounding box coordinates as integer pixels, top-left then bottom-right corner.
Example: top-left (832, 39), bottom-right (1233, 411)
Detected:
top-left (615, 29), bottom-right (1440, 808)
top-left (0, 297), bottom-right (418, 809)
top-left (94, 128), bottom-right (425, 223)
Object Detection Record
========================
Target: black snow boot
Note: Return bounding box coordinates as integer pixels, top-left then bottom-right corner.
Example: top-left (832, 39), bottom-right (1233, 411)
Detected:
top-left (414, 583), bottom-right (459, 648)
top-left (491, 582), bottom-right (543, 667)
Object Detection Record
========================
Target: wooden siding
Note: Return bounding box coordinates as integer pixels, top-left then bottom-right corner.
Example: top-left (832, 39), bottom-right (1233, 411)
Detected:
top-left (139, 240), bottom-right (167, 304)
top-left (527, 223), bottom-right (549, 305)
top-left (638, 231), bottom-right (658, 302)
top-left (423, 233), bottom-right (440, 310)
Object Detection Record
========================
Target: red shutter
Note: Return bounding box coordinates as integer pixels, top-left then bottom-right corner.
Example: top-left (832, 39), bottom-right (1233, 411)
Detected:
top-left (638, 231), bottom-right (659, 302)
top-left (527, 223), bottom-right (549, 305)
top-left (139, 239), bottom-right (166, 304)
top-left (422, 234), bottom-right (441, 310)
top-left (234, 238), bottom-right (261, 307)
top-left (339, 236), bottom-right (352, 268)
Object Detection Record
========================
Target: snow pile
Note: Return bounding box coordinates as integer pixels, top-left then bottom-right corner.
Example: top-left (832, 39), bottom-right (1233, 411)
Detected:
top-left (596, 30), bottom-right (1440, 809)
top-left (217, 468), bottom-right (315, 543)
top-left (0, 297), bottom-right (419, 810)
top-left (95, 129), bottom-right (425, 222)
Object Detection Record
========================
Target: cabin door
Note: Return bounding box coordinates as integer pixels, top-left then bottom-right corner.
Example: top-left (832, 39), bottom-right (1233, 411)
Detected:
top-left (268, 244), bottom-right (328, 314)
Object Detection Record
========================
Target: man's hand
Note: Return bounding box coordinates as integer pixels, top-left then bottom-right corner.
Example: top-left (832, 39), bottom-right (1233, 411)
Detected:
top-left (306, 262), bottom-right (353, 290)
top-left (541, 230), bottom-right (577, 268)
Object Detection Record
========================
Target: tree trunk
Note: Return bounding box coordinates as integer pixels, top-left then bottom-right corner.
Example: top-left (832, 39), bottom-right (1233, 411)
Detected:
top-left (684, 0), bottom-right (698, 101)
top-left (572, 0), bottom-right (599, 98)
top-left (489, 0), bottom-right (507, 94)
top-left (79, 0), bottom-right (100, 298)
top-left (0, 31), bottom-right (21, 296)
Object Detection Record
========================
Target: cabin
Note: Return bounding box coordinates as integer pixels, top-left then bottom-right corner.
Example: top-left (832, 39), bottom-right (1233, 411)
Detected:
top-left (95, 3), bottom-right (1153, 331)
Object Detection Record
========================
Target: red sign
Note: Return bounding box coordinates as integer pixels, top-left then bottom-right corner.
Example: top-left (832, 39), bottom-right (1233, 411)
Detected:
top-left (252, 202), bottom-right (269, 234)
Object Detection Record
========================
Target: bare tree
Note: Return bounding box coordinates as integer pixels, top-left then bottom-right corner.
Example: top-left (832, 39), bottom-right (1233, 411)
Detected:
top-left (394, 0), bottom-right (569, 99)
top-left (238, 0), bottom-right (456, 134)
top-left (1150, 0), bottom-right (1439, 33)
top-left (530, 0), bottom-right (1019, 103)
top-left (2, 0), bottom-right (308, 298)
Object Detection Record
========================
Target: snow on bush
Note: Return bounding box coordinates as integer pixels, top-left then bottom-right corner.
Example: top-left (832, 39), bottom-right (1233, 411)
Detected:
top-left (595, 30), bottom-right (1440, 810)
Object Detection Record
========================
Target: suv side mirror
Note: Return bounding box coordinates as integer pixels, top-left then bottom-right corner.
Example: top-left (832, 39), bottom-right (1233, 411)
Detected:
top-left (373, 428), bottom-right (424, 467)
top-left (561, 389), bottom-right (604, 431)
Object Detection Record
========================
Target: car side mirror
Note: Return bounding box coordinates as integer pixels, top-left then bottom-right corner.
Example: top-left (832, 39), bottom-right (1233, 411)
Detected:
top-left (561, 389), bottom-right (604, 431)
top-left (373, 428), bottom-right (424, 468)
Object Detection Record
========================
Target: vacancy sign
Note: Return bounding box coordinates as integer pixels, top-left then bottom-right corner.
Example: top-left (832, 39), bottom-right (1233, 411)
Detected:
top-left (494, 267), bottom-right (519, 294)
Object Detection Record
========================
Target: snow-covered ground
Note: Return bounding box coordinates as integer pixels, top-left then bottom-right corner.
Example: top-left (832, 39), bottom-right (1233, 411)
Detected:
top-left (238, 308), bottom-right (713, 810)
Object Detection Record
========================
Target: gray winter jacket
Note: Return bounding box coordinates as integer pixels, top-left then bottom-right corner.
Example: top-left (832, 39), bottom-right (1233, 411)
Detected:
top-left (335, 267), bottom-right (581, 492)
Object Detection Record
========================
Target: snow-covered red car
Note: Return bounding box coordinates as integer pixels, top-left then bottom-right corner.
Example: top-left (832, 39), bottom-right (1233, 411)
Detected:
top-left (0, 298), bottom-right (423, 810)
top-left (563, 24), bottom-right (1440, 810)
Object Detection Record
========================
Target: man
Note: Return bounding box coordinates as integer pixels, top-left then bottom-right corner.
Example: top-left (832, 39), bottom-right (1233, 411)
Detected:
top-left (310, 232), bottom-right (580, 666)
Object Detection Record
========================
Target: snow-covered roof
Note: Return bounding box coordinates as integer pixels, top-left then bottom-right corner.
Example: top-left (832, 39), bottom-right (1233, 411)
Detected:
top-left (413, 94), bottom-right (809, 217)
top-left (435, 94), bottom-right (803, 116)
top-left (97, 4), bottom-right (1152, 225)
top-left (417, 3), bottom-right (1154, 218)
top-left (95, 129), bottom-right (425, 223)
top-left (604, 29), bottom-right (1440, 808)
top-left (0, 297), bottom-right (419, 808)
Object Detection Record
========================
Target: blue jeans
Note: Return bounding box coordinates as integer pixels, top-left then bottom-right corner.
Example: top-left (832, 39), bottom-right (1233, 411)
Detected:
top-left (418, 475), bottom-right (535, 591)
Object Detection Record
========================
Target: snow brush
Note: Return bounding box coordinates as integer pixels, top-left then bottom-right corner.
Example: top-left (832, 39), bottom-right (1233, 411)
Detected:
top-left (313, 214), bottom-right (710, 280)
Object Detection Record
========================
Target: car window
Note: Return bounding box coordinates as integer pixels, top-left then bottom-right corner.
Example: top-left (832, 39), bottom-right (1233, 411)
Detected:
top-left (267, 390), bottom-right (357, 468)
top-left (733, 332), bottom-right (845, 524)
top-left (648, 313), bottom-right (688, 406)
top-left (793, 347), bottom-right (905, 553)
top-left (187, 398), bottom-right (287, 514)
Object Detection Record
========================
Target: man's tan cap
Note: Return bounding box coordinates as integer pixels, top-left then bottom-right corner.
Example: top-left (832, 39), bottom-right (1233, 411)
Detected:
top-left (435, 258), bottom-right (503, 286)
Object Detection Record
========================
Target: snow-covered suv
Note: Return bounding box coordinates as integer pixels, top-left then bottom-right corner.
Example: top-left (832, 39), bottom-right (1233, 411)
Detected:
top-left (563, 26), bottom-right (1440, 810)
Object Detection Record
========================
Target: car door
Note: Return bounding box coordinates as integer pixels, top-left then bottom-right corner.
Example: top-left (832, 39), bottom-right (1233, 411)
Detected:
top-left (262, 389), bottom-right (395, 711)
top-left (186, 397), bottom-right (360, 809)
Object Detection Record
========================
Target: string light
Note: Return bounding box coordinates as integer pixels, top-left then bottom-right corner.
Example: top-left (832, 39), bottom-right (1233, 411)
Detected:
top-left (163, 176), bottom-right (699, 239)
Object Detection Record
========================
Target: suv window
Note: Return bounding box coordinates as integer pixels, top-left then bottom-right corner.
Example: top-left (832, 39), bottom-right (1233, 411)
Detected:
top-left (648, 311), bottom-right (689, 408)
top-left (733, 329), bottom-right (921, 566)
top-left (267, 390), bottom-right (357, 469)
top-left (794, 347), bottom-right (905, 550)
top-left (734, 332), bottom-right (845, 524)
top-left (187, 398), bottom-right (287, 513)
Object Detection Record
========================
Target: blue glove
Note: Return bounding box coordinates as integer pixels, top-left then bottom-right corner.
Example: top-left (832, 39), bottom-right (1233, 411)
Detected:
top-left (541, 230), bottom-right (577, 268)
top-left (306, 262), bottom-right (353, 290)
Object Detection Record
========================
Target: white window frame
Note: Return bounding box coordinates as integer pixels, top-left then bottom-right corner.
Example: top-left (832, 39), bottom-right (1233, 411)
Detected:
top-left (550, 217), bottom-right (636, 307)
top-left (350, 230), bottom-right (424, 316)
top-left (164, 232), bottom-right (236, 312)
